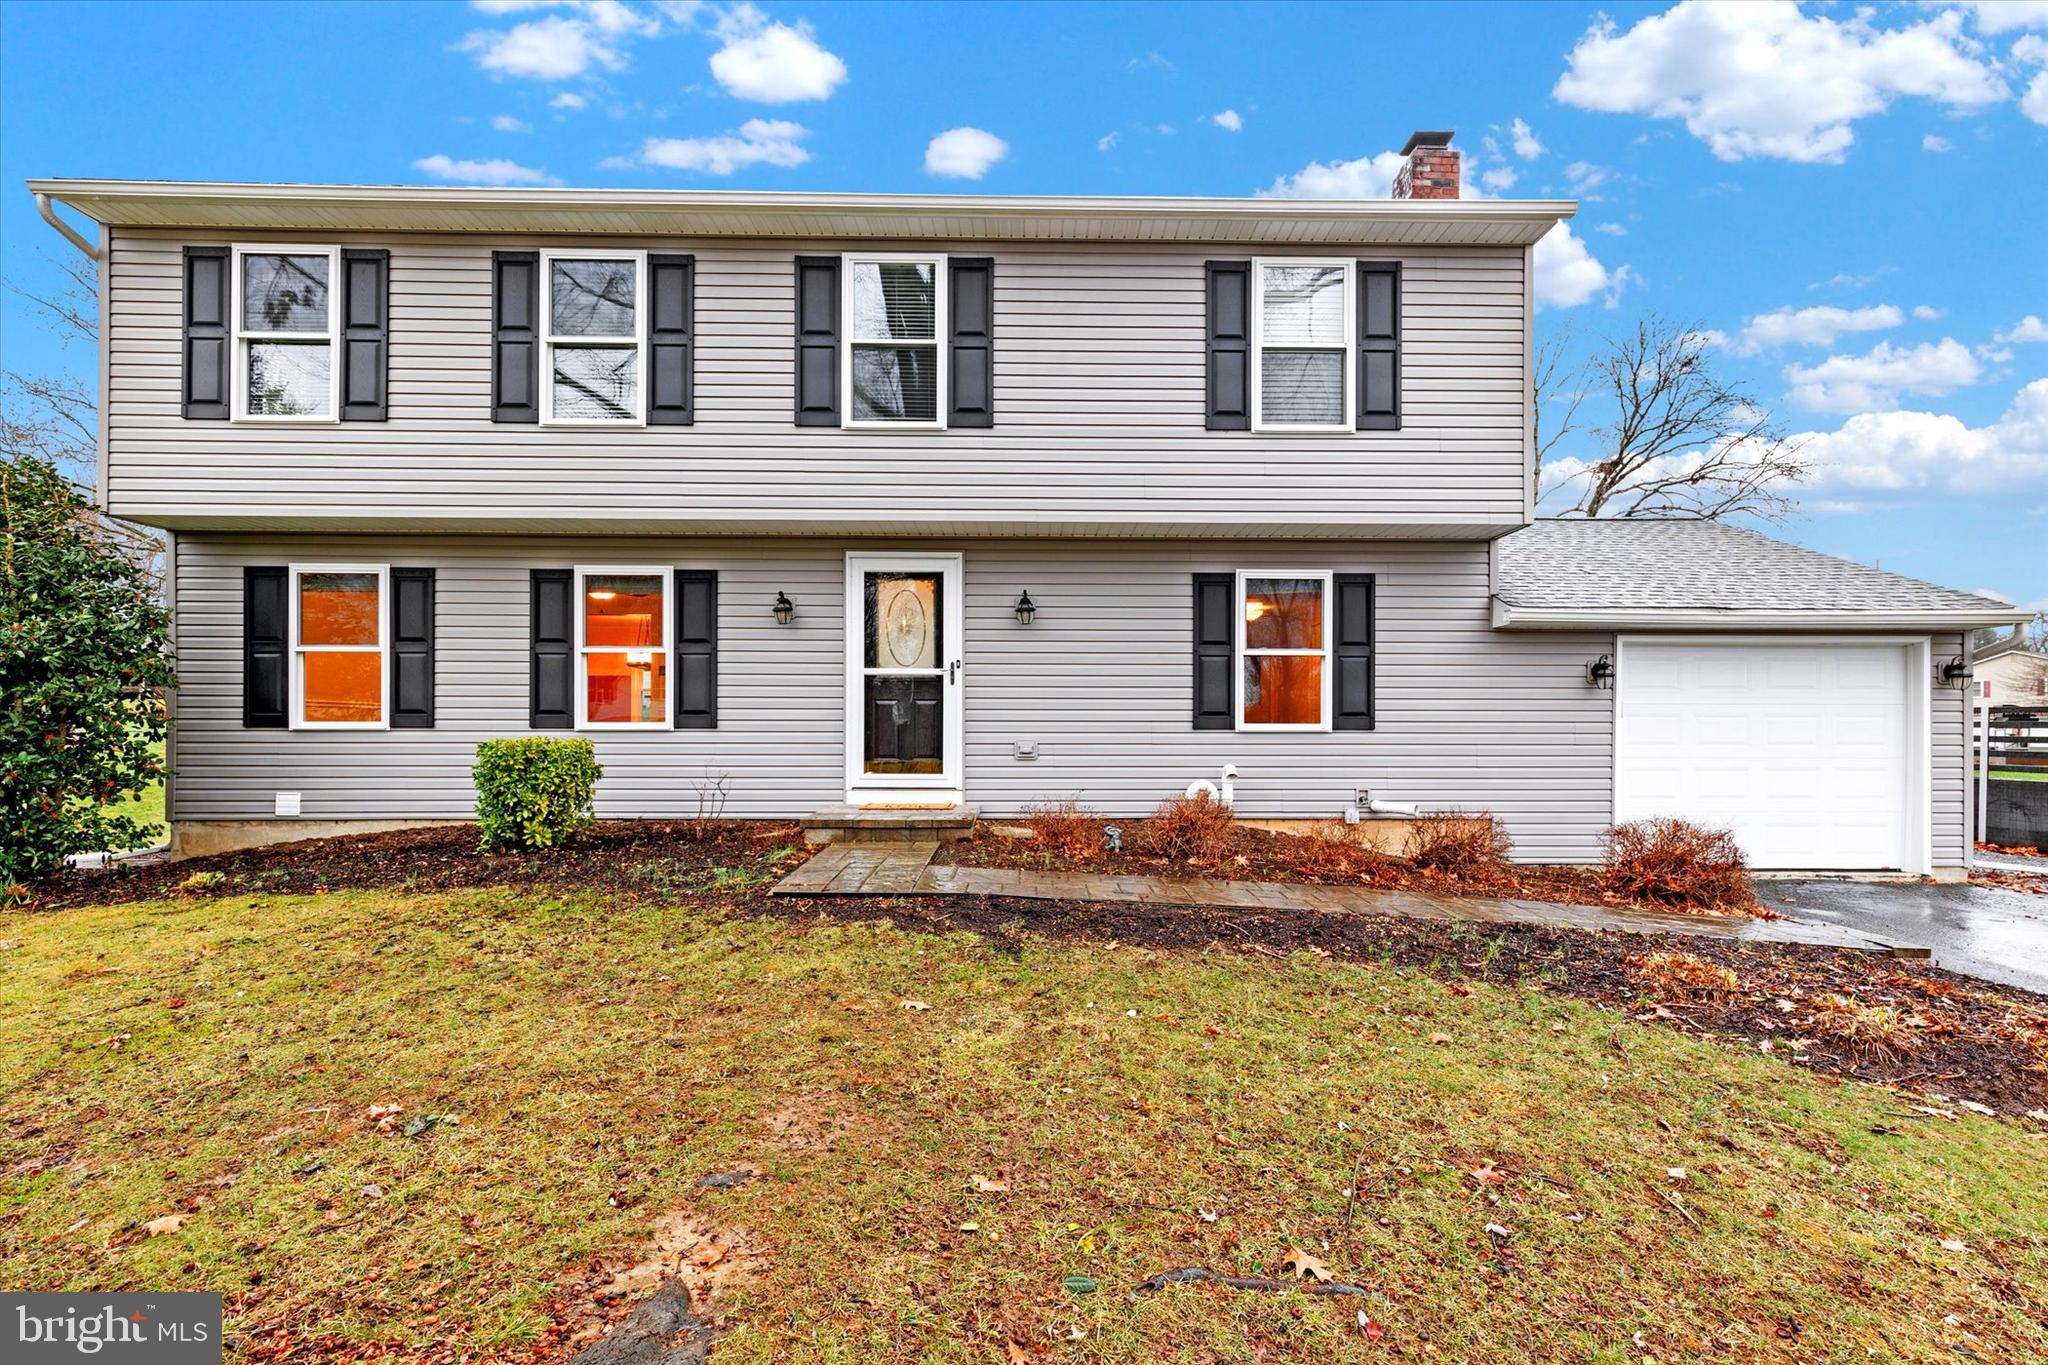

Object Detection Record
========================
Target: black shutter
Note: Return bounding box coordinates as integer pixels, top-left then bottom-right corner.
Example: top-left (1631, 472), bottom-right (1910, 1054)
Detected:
top-left (1357, 261), bottom-right (1401, 431)
top-left (648, 253), bottom-right (695, 426)
top-left (183, 246), bottom-right (230, 420)
top-left (1205, 261), bottom-right (1251, 430)
top-left (1333, 573), bottom-right (1376, 730)
top-left (794, 255), bottom-right (840, 426)
top-left (493, 251), bottom-right (540, 423)
top-left (390, 567), bottom-right (435, 729)
top-left (674, 569), bottom-right (717, 729)
top-left (1192, 572), bottom-right (1234, 729)
top-left (340, 248), bottom-right (390, 422)
top-left (529, 568), bottom-right (573, 729)
top-left (243, 566), bottom-right (288, 728)
top-left (947, 256), bottom-right (994, 427)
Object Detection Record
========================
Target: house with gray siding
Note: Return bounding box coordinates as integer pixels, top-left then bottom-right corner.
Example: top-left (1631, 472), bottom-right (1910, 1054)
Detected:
top-left (29, 132), bottom-right (2028, 874)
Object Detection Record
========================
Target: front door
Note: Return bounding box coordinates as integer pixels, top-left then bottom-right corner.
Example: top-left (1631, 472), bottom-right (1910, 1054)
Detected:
top-left (845, 552), bottom-right (964, 804)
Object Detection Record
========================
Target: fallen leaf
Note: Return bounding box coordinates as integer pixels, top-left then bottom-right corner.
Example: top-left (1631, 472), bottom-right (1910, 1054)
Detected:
top-left (689, 1239), bottom-right (730, 1268)
top-left (1004, 1343), bottom-right (1032, 1364)
top-left (1357, 1312), bottom-right (1386, 1341)
top-left (1061, 1275), bottom-right (1097, 1295)
top-left (1938, 1238), bottom-right (1970, 1253)
top-left (1666, 1167), bottom-right (1688, 1182)
top-left (142, 1214), bottom-right (188, 1237)
top-left (1282, 1246), bottom-right (1332, 1282)
top-left (1470, 1162), bottom-right (1506, 1186)
top-left (1197, 1207), bottom-right (1219, 1223)
top-left (360, 1184), bottom-right (384, 1200)
top-left (1958, 1100), bottom-right (1997, 1117)
top-left (1429, 1032), bottom-right (1453, 1045)
top-left (1484, 1222), bottom-right (1511, 1239)
top-left (972, 1176), bottom-right (1009, 1193)
top-left (899, 1000), bottom-right (930, 1012)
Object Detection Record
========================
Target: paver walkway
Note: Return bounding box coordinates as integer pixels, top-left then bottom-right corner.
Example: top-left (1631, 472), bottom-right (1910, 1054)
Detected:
top-left (771, 840), bottom-right (1909, 953)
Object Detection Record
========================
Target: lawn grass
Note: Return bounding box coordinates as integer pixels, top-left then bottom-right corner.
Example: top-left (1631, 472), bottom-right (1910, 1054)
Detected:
top-left (4, 887), bottom-right (2045, 1363)
top-left (96, 738), bottom-right (166, 848)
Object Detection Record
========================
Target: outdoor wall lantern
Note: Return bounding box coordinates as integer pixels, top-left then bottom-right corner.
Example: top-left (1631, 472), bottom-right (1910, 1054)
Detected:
top-left (1939, 655), bottom-right (1969, 689)
top-left (1587, 653), bottom-right (1615, 689)
top-left (772, 591), bottom-right (796, 626)
top-left (1013, 590), bottom-right (1038, 625)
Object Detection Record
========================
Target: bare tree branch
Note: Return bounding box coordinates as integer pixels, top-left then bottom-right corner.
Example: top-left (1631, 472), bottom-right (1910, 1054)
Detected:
top-left (1531, 326), bottom-right (1585, 502)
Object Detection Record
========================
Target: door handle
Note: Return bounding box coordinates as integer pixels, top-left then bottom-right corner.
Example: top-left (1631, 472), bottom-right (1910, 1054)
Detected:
top-left (948, 660), bottom-right (961, 684)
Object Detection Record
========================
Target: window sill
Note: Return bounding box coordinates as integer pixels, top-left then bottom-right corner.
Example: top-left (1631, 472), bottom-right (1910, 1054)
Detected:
top-left (233, 415), bottom-right (340, 426)
top-left (1249, 424), bottom-right (1357, 435)
top-left (288, 721), bottom-right (391, 732)
top-left (1235, 723), bottom-right (1334, 733)
top-left (541, 419), bottom-right (649, 431)
top-left (841, 421), bottom-right (948, 433)
top-left (575, 721), bottom-right (671, 731)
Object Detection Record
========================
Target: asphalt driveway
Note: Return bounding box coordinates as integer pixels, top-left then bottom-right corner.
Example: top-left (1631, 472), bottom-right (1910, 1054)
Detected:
top-left (1759, 876), bottom-right (2048, 995)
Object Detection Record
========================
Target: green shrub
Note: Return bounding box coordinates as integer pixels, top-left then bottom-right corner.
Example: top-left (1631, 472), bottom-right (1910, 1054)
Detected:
top-left (473, 738), bottom-right (603, 852)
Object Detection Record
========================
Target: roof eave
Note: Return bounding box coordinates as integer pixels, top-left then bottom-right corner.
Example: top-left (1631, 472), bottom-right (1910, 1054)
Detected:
top-left (25, 178), bottom-right (1575, 246)
top-left (1491, 602), bottom-right (2036, 632)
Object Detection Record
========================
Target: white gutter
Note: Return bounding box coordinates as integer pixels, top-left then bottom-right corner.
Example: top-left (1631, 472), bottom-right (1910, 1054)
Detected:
top-left (1491, 600), bottom-right (2034, 631)
top-left (34, 191), bottom-right (100, 259)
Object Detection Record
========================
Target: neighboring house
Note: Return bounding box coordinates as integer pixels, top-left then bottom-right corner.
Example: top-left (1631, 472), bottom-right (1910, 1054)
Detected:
top-left (1973, 635), bottom-right (2048, 707)
top-left (29, 132), bottom-right (2028, 874)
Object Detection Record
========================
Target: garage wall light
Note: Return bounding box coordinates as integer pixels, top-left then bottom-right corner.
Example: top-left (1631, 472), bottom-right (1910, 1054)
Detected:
top-left (1013, 590), bottom-right (1037, 625)
top-left (1938, 655), bottom-right (1968, 689)
top-left (1587, 654), bottom-right (1615, 690)
top-left (772, 591), bottom-right (795, 625)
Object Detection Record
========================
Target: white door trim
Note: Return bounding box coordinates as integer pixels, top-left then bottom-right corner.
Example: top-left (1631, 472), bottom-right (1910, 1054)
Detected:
top-left (844, 551), bottom-right (966, 805)
top-left (1614, 634), bottom-right (1931, 874)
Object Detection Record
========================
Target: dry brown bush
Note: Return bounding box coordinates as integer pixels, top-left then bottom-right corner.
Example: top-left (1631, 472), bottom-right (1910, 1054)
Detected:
top-left (1143, 791), bottom-right (1236, 864)
top-left (1599, 818), bottom-right (1755, 913)
top-left (1628, 950), bottom-right (1741, 999)
top-left (1808, 993), bottom-right (1921, 1061)
top-left (1292, 820), bottom-right (1396, 882)
top-left (1021, 799), bottom-right (1104, 860)
top-left (1404, 811), bottom-right (1514, 880)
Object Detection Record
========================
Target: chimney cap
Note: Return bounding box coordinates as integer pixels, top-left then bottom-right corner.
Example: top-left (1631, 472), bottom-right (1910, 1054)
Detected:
top-left (1400, 130), bottom-right (1455, 155)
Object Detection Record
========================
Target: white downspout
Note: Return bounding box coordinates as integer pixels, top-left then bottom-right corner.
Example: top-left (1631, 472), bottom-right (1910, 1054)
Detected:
top-left (35, 192), bottom-right (100, 260)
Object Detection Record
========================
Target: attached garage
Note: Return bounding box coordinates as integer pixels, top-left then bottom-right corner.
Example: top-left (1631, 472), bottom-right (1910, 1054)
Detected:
top-left (1614, 638), bottom-right (1925, 871)
top-left (1493, 520), bottom-right (2032, 877)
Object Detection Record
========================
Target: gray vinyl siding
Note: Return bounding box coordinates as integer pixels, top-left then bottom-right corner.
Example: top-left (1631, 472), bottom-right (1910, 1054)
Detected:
top-left (168, 534), bottom-right (1614, 862)
top-left (1933, 631), bottom-right (1966, 867)
top-left (107, 231), bottom-right (1527, 536)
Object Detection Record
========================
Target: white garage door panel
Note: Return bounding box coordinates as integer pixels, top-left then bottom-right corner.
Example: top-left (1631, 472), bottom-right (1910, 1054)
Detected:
top-left (1616, 642), bottom-right (1915, 871)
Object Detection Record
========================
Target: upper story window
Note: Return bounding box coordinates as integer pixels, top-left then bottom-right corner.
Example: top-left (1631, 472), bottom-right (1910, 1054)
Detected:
top-left (291, 564), bottom-right (387, 728)
top-left (544, 252), bottom-right (646, 426)
top-left (235, 246), bottom-right (340, 422)
top-left (1251, 259), bottom-right (1353, 432)
top-left (1237, 571), bottom-right (1331, 730)
top-left (844, 254), bottom-right (946, 428)
top-left (576, 565), bottom-right (669, 727)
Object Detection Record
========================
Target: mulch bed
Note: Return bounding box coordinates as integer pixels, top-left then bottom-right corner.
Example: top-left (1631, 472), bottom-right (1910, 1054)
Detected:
top-left (934, 821), bottom-right (1746, 916)
top-left (23, 823), bottom-right (2048, 1118)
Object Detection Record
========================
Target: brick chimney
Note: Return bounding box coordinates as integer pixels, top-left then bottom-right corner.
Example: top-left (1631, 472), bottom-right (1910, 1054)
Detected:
top-left (1393, 130), bottom-right (1459, 200)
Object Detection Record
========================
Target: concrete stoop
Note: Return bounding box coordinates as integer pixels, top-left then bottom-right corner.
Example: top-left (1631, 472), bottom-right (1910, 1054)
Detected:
top-left (801, 804), bottom-right (978, 846)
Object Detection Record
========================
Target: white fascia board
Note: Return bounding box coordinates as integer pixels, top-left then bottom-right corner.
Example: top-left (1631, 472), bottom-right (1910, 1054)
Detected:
top-left (1492, 601), bottom-right (2035, 631)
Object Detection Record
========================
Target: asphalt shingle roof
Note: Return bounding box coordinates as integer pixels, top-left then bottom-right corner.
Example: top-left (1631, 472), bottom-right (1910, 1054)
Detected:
top-left (1494, 520), bottom-right (2016, 616)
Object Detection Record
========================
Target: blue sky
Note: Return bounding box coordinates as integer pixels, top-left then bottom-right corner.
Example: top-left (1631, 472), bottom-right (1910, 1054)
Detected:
top-left (2, 0), bottom-right (2043, 611)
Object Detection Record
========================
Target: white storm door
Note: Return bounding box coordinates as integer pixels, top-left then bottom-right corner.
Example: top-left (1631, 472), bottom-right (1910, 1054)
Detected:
top-left (845, 553), bottom-right (965, 802)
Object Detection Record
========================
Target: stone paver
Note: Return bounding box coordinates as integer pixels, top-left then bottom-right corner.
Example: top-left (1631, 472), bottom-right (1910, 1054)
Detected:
top-left (771, 844), bottom-right (1911, 954)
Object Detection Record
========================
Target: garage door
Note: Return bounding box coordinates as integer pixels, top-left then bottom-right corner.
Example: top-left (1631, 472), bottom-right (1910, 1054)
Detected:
top-left (1615, 641), bottom-right (1918, 871)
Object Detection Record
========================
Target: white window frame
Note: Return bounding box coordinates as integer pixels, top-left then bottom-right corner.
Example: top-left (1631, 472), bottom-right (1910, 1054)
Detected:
top-left (1249, 258), bottom-right (1354, 434)
top-left (541, 250), bottom-right (648, 428)
top-left (841, 251), bottom-right (948, 431)
top-left (1235, 569), bottom-right (1334, 732)
top-left (574, 564), bottom-right (673, 730)
top-left (288, 562), bottom-right (389, 731)
top-left (232, 244), bottom-right (342, 424)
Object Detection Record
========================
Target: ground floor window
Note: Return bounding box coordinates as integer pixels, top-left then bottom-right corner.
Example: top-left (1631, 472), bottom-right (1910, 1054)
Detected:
top-left (292, 564), bottom-right (386, 728)
top-left (1237, 571), bottom-right (1331, 729)
top-left (577, 566), bottom-right (670, 727)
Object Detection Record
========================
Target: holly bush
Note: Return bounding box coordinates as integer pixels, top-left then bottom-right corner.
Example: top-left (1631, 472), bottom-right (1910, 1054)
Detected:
top-left (2, 455), bottom-right (174, 887)
top-left (473, 737), bottom-right (603, 852)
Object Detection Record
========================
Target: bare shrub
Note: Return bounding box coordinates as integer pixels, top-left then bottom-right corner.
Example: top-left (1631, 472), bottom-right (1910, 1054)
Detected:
top-left (1808, 993), bottom-right (1920, 1062)
top-left (1599, 818), bottom-right (1755, 913)
top-left (1022, 799), bottom-right (1104, 860)
top-left (1628, 950), bottom-right (1741, 1000)
top-left (1293, 820), bottom-right (1396, 882)
top-left (1143, 791), bottom-right (1236, 864)
top-left (1403, 811), bottom-right (1514, 880)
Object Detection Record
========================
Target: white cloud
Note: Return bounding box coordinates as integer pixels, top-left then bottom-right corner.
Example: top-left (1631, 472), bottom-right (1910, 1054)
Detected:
top-left (1127, 51), bottom-right (1173, 71)
top-left (1798, 378), bottom-right (2048, 492)
top-left (923, 127), bottom-right (1009, 180)
top-left (1810, 267), bottom-right (1892, 291)
top-left (459, 14), bottom-right (627, 78)
top-left (1095, 131), bottom-right (1119, 152)
top-left (1723, 303), bottom-right (1904, 354)
top-left (1997, 315), bottom-right (2048, 343)
top-left (1783, 338), bottom-right (1982, 413)
top-left (1554, 1), bottom-right (2009, 163)
top-left (1533, 222), bottom-right (1629, 310)
top-left (1563, 160), bottom-right (1609, 193)
top-left (1911, 304), bottom-right (1946, 320)
top-left (1480, 165), bottom-right (1519, 193)
top-left (708, 3), bottom-right (846, 103)
top-left (1260, 148), bottom-right (1407, 199)
top-left (491, 114), bottom-right (533, 132)
top-left (551, 91), bottom-right (589, 110)
top-left (2022, 37), bottom-right (2048, 124)
top-left (631, 118), bottom-right (811, 173)
top-left (1509, 116), bottom-right (1544, 159)
top-left (1953, 1), bottom-right (2048, 35)
top-left (1594, 222), bottom-right (1627, 236)
top-left (1921, 133), bottom-right (1953, 152)
top-left (1210, 109), bottom-right (1243, 132)
top-left (412, 153), bottom-right (559, 185)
